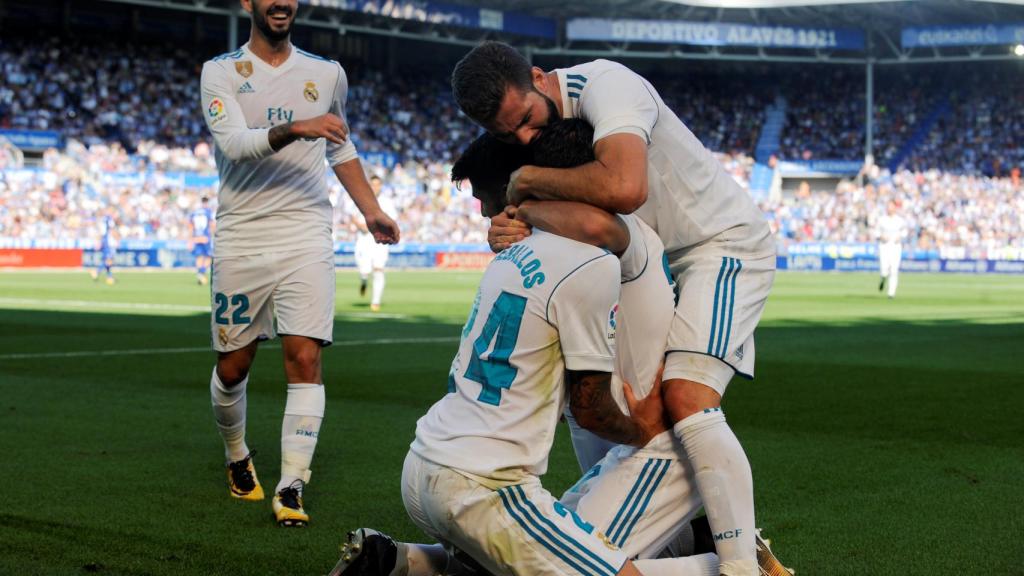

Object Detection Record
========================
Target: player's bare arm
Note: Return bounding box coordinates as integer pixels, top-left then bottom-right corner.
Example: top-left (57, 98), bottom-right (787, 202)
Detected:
top-left (507, 133), bottom-right (648, 213)
top-left (567, 370), bottom-right (665, 448)
top-left (269, 113), bottom-right (349, 151)
top-left (333, 159), bottom-right (400, 244)
top-left (516, 199), bottom-right (629, 256)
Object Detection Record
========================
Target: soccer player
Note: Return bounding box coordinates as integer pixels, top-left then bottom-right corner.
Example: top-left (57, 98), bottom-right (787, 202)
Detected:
top-left (452, 42), bottom-right (776, 576)
top-left (329, 123), bottom-right (790, 576)
top-left (91, 207), bottom-right (117, 285)
top-left (330, 129), bottom-right (683, 576)
top-left (354, 175), bottom-right (395, 312)
top-left (189, 196), bottom-right (215, 286)
top-left (199, 0), bottom-right (399, 527)
top-left (875, 201), bottom-right (907, 299)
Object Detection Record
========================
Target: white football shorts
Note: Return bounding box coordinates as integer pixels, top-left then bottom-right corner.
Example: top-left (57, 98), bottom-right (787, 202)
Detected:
top-left (401, 451), bottom-right (628, 576)
top-left (664, 251), bottom-right (775, 395)
top-left (210, 246), bottom-right (336, 352)
top-left (355, 233), bottom-right (389, 275)
top-left (560, 433), bottom-right (702, 560)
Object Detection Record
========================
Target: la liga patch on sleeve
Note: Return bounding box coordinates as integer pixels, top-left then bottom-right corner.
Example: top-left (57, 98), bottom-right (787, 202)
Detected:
top-left (208, 98), bottom-right (227, 126)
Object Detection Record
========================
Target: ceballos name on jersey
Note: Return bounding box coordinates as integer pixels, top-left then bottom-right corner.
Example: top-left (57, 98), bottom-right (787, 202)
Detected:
top-left (495, 244), bottom-right (545, 288)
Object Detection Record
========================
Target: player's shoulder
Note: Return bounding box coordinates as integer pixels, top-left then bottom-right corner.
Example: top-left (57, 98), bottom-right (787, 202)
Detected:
top-left (558, 60), bottom-right (640, 103)
top-left (293, 46), bottom-right (341, 71)
top-left (204, 48), bottom-right (245, 68)
top-left (526, 231), bottom-right (616, 279)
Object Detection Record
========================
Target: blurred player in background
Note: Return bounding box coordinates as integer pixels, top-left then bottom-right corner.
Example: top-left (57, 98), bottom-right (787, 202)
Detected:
top-left (452, 42), bottom-right (775, 576)
top-left (189, 196), bottom-right (215, 286)
top-left (354, 175), bottom-right (395, 312)
top-left (91, 207), bottom-right (118, 285)
top-left (200, 0), bottom-right (399, 527)
top-left (876, 201), bottom-right (908, 299)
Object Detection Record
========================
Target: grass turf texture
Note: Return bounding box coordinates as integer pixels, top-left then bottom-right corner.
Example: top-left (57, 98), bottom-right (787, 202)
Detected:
top-left (0, 270), bottom-right (1021, 575)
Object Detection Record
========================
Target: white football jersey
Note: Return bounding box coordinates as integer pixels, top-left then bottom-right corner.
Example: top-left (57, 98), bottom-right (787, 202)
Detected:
top-left (877, 214), bottom-right (908, 244)
top-left (555, 60), bottom-right (774, 260)
top-left (611, 215), bottom-right (675, 412)
top-left (411, 230), bottom-right (620, 481)
top-left (200, 43), bottom-right (359, 257)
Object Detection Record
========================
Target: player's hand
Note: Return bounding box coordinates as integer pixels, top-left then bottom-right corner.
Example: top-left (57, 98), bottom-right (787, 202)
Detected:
top-left (365, 210), bottom-right (400, 244)
top-left (623, 365), bottom-right (668, 447)
top-left (505, 167), bottom-right (530, 206)
top-left (290, 113), bottom-right (349, 145)
top-left (487, 205), bottom-right (531, 253)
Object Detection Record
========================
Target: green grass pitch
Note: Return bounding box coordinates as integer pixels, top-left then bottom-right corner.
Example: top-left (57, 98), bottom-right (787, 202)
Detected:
top-left (0, 270), bottom-right (1022, 575)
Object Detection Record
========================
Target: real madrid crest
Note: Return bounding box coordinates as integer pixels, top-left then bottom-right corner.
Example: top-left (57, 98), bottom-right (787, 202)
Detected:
top-left (235, 61), bottom-right (253, 78)
top-left (303, 81), bottom-right (319, 103)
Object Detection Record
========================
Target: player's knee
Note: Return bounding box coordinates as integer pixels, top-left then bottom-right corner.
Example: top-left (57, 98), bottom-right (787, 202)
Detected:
top-left (284, 347), bottom-right (321, 379)
top-left (216, 363), bottom-right (250, 387)
top-left (663, 378), bottom-right (721, 422)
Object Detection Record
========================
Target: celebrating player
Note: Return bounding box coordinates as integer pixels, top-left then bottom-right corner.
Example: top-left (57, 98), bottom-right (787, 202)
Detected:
top-left (354, 175), bottom-right (396, 312)
top-left (199, 0), bottom-right (399, 527)
top-left (329, 122), bottom-right (790, 576)
top-left (452, 42), bottom-right (776, 576)
top-left (189, 196), bottom-right (215, 286)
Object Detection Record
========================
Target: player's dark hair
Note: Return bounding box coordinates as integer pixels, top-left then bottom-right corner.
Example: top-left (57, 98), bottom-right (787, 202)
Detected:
top-left (530, 119), bottom-right (595, 169)
top-left (451, 42), bottom-right (533, 125)
top-left (450, 132), bottom-right (531, 206)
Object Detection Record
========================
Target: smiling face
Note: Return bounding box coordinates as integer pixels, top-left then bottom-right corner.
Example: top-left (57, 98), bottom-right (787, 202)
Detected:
top-left (244, 0), bottom-right (297, 43)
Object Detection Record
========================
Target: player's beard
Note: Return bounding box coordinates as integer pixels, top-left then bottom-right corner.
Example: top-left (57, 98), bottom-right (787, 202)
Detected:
top-left (253, 3), bottom-right (293, 43)
top-left (542, 91), bottom-right (560, 122)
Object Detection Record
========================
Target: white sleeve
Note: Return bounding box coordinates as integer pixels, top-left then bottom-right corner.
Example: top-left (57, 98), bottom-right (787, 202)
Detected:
top-left (200, 61), bottom-right (274, 162)
top-left (578, 66), bottom-right (659, 145)
top-left (616, 214), bottom-right (650, 283)
top-left (547, 254), bottom-right (620, 373)
top-left (326, 62), bottom-right (359, 167)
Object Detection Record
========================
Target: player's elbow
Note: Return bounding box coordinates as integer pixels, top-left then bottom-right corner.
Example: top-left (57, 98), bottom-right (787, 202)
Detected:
top-left (611, 179), bottom-right (647, 214)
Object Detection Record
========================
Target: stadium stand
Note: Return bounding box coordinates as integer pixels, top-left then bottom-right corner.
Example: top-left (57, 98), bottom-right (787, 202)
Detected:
top-left (0, 30), bottom-right (1021, 261)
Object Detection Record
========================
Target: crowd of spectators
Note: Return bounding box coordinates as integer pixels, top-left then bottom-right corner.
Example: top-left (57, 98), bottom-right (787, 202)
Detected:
top-left (1, 36), bottom-right (1022, 260)
top-left (0, 37), bottom-right (206, 150)
top-left (762, 168), bottom-right (1024, 260)
top-left (778, 68), bottom-right (866, 161)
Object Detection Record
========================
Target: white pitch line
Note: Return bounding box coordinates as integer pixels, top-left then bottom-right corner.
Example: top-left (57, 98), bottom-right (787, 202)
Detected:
top-left (0, 297), bottom-right (408, 319)
top-left (0, 336), bottom-right (458, 361)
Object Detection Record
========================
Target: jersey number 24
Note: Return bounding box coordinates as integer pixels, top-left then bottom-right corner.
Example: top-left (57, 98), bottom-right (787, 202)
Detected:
top-left (450, 291), bottom-right (526, 406)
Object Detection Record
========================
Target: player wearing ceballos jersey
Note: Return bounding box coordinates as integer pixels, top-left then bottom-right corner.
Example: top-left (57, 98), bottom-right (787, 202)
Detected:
top-left (451, 43), bottom-right (777, 576)
top-left (199, 0), bottom-right (399, 527)
top-left (188, 196), bottom-right (215, 286)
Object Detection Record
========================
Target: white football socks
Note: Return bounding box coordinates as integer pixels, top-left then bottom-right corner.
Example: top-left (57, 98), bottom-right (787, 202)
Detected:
top-left (276, 383), bottom-right (325, 494)
top-left (634, 553), bottom-right (719, 576)
top-left (675, 408), bottom-right (757, 576)
top-left (210, 367), bottom-right (250, 462)
top-left (371, 270), bottom-right (386, 306)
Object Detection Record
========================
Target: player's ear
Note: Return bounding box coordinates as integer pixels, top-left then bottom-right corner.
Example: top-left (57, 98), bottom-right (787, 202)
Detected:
top-left (530, 67), bottom-right (546, 91)
top-left (240, 0), bottom-right (253, 15)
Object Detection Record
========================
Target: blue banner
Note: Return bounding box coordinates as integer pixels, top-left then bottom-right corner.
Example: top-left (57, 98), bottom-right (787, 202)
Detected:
top-left (0, 129), bottom-right (62, 151)
top-left (776, 160), bottom-right (863, 176)
top-left (300, 0), bottom-right (555, 38)
top-left (776, 256), bottom-right (1024, 274)
top-left (902, 23), bottom-right (1024, 48)
top-left (567, 18), bottom-right (864, 50)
